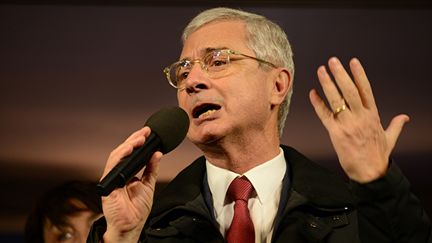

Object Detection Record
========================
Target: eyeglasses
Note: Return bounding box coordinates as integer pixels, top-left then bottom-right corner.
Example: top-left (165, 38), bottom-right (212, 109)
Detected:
top-left (163, 49), bottom-right (277, 89)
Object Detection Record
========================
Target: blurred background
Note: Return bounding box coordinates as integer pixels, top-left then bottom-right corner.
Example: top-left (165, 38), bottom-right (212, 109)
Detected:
top-left (1, 0), bottom-right (431, 241)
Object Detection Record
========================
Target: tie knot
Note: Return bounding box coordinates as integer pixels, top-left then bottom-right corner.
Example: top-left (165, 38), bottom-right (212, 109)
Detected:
top-left (227, 176), bottom-right (254, 202)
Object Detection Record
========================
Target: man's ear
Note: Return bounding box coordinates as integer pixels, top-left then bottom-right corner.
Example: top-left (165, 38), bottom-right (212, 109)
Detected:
top-left (270, 68), bottom-right (292, 106)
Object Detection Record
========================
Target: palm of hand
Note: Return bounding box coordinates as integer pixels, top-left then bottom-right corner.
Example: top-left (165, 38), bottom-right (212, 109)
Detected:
top-left (309, 57), bottom-right (409, 183)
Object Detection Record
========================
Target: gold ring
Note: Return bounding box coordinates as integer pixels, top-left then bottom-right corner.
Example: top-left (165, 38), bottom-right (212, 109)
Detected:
top-left (333, 104), bottom-right (347, 116)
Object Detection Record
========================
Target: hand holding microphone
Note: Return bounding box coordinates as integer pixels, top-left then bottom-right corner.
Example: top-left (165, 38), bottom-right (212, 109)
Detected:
top-left (97, 107), bottom-right (189, 242)
top-left (97, 106), bottom-right (189, 196)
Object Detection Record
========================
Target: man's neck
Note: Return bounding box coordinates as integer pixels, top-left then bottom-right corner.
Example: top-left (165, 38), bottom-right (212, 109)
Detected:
top-left (197, 131), bottom-right (281, 174)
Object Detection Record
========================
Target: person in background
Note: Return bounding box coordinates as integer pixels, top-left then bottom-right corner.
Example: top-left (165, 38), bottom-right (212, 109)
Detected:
top-left (25, 180), bottom-right (102, 243)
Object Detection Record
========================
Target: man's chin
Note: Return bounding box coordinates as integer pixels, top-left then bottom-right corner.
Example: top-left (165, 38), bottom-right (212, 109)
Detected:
top-left (190, 133), bottom-right (222, 148)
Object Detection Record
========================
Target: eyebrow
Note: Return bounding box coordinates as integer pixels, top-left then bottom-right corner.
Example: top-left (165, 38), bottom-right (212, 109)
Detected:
top-left (180, 46), bottom-right (231, 61)
top-left (204, 46), bottom-right (229, 53)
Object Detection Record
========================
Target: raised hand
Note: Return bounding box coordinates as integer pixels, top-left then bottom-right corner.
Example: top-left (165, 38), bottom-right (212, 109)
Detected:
top-left (309, 57), bottom-right (409, 183)
top-left (100, 127), bottom-right (162, 242)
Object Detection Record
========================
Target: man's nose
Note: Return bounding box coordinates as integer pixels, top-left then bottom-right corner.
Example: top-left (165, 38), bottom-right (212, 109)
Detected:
top-left (184, 62), bottom-right (210, 94)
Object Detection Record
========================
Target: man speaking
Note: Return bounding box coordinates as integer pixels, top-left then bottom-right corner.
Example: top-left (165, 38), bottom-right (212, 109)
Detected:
top-left (88, 7), bottom-right (431, 243)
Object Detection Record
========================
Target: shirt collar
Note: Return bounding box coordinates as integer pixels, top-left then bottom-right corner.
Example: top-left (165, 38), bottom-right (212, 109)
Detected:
top-left (206, 148), bottom-right (286, 206)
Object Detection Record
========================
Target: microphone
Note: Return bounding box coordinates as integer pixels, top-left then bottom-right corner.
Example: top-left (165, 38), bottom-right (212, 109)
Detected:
top-left (96, 107), bottom-right (189, 196)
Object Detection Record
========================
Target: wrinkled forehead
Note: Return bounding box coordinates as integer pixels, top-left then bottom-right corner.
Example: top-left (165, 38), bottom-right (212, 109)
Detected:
top-left (180, 20), bottom-right (250, 60)
top-left (178, 46), bottom-right (231, 62)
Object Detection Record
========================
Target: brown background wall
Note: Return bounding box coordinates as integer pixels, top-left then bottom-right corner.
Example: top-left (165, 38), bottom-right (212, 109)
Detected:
top-left (1, 1), bottom-right (431, 240)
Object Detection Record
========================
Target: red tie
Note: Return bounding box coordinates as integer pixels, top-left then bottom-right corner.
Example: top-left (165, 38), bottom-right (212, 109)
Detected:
top-left (226, 176), bottom-right (255, 243)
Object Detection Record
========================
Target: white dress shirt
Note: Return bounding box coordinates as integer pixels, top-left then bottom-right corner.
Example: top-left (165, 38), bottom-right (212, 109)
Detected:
top-left (206, 148), bottom-right (287, 243)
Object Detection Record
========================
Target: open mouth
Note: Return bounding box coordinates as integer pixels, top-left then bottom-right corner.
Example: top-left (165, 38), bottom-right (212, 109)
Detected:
top-left (192, 103), bottom-right (221, 119)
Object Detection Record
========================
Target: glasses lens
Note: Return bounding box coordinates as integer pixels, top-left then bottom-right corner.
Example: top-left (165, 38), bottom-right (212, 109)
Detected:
top-left (204, 50), bottom-right (229, 73)
top-left (165, 50), bottom-right (232, 89)
top-left (168, 60), bottom-right (191, 88)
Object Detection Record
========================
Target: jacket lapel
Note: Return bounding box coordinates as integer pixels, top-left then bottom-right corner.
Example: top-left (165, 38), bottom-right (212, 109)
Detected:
top-left (146, 156), bottom-right (223, 242)
top-left (272, 146), bottom-right (356, 242)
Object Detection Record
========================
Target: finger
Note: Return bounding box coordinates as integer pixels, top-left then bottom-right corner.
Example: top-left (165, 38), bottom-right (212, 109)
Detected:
top-left (131, 150), bottom-right (163, 181)
top-left (103, 138), bottom-right (145, 175)
top-left (126, 154), bottom-right (161, 214)
top-left (141, 151), bottom-right (162, 186)
top-left (102, 128), bottom-right (152, 178)
top-left (112, 152), bottom-right (162, 207)
top-left (317, 65), bottom-right (346, 112)
top-left (309, 89), bottom-right (333, 128)
top-left (328, 57), bottom-right (363, 111)
top-left (125, 152), bottom-right (162, 208)
top-left (385, 114), bottom-right (410, 152)
top-left (124, 127), bottom-right (151, 143)
top-left (349, 58), bottom-right (377, 111)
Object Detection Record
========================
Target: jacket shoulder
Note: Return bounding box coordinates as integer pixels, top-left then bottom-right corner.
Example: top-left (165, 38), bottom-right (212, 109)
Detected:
top-left (281, 145), bottom-right (355, 208)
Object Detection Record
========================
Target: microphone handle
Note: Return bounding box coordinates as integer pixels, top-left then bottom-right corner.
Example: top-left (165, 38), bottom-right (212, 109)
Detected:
top-left (96, 133), bottom-right (161, 196)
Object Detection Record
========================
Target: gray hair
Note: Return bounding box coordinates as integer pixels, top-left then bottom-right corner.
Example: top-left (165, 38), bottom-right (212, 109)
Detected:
top-left (182, 7), bottom-right (294, 136)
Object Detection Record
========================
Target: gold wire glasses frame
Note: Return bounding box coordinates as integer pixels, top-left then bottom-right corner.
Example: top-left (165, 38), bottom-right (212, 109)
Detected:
top-left (163, 49), bottom-right (277, 89)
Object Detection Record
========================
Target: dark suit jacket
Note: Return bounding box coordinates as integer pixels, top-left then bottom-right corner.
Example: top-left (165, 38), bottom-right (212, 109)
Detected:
top-left (88, 146), bottom-right (431, 242)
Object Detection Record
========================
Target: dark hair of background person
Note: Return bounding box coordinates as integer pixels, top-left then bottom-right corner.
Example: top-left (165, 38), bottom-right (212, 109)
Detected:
top-left (24, 181), bottom-right (102, 243)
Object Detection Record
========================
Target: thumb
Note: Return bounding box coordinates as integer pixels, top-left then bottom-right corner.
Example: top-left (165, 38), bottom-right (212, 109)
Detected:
top-left (385, 114), bottom-right (410, 151)
top-left (141, 151), bottom-right (162, 185)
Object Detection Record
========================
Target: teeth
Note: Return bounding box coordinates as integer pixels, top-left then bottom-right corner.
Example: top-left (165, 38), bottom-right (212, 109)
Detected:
top-left (199, 109), bottom-right (216, 118)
